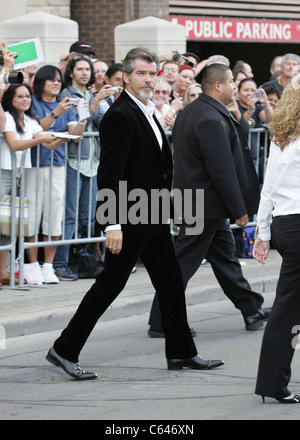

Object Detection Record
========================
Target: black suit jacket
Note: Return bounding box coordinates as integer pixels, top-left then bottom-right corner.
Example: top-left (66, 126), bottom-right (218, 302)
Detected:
top-left (96, 90), bottom-right (173, 237)
top-left (173, 93), bottom-right (260, 220)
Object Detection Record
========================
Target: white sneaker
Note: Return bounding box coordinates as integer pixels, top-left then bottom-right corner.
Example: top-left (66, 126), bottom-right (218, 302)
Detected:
top-left (42, 264), bottom-right (59, 284)
top-left (23, 262), bottom-right (44, 285)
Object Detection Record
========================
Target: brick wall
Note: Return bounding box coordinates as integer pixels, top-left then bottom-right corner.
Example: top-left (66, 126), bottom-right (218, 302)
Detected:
top-left (134, 0), bottom-right (169, 20)
top-left (71, 0), bottom-right (169, 64)
top-left (27, 0), bottom-right (71, 18)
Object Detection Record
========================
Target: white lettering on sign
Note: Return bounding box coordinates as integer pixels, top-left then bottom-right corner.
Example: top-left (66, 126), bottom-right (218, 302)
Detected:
top-left (236, 21), bottom-right (292, 40)
top-left (185, 20), bottom-right (233, 39)
top-left (170, 17), bottom-right (296, 42)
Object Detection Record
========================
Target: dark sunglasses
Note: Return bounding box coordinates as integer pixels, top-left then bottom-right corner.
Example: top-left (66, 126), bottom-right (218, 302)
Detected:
top-left (188, 92), bottom-right (201, 98)
top-left (73, 54), bottom-right (91, 62)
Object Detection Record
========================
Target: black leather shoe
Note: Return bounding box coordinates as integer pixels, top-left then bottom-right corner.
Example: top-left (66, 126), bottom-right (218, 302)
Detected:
top-left (148, 326), bottom-right (197, 338)
top-left (244, 307), bottom-right (272, 331)
top-left (46, 347), bottom-right (98, 380)
top-left (262, 394), bottom-right (300, 404)
top-left (167, 355), bottom-right (224, 370)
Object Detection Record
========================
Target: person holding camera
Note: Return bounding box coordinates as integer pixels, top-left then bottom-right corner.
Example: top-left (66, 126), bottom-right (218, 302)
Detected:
top-left (159, 51), bottom-right (207, 80)
top-left (237, 78), bottom-right (273, 166)
top-left (0, 44), bottom-right (18, 99)
top-left (90, 61), bottom-right (121, 108)
top-left (24, 65), bottom-right (87, 284)
top-left (93, 63), bottom-right (123, 127)
top-left (0, 84), bottom-right (62, 286)
top-left (53, 55), bottom-right (102, 281)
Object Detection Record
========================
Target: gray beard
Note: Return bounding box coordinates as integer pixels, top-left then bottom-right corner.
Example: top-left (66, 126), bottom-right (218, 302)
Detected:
top-left (139, 90), bottom-right (153, 101)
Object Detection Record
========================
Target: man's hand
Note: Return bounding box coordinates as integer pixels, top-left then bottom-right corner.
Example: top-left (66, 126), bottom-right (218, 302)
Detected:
top-left (105, 229), bottom-right (123, 254)
top-left (55, 97), bottom-right (73, 116)
top-left (236, 214), bottom-right (249, 227)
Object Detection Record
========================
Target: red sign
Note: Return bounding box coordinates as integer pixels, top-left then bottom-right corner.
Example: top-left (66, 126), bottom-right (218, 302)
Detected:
top-left (170, 17), bottom-right (300, 43)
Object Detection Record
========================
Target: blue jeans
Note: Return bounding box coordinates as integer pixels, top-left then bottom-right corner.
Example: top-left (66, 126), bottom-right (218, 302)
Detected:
top-left (54, 164), bottom-right (97, 266)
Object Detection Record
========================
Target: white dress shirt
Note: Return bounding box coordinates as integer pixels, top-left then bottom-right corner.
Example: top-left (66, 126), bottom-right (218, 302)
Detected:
top-left (125, 90), bottom-right (163, 149)
top-left (257, 138), bottom-right (300, 241)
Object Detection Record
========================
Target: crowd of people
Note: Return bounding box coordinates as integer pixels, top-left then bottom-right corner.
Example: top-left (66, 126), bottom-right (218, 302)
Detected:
top-left (0, 38), bottom-right (300, 287)
top-left (1, 37), bottom-right (300, 404)
top-left (0, 39), bottom-right (122, 285)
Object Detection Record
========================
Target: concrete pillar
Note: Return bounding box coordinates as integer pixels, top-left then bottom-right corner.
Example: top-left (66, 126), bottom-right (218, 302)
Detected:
top-left (0, 11), bottom-right (78, 66)
top-left (114, 16), bottom-right (186, 63)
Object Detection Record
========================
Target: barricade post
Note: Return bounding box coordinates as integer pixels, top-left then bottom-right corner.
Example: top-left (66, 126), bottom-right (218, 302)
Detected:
top-left (0, 134), bottom-right (18, 287)
top-left (249, 125), bottom-right (269, 181)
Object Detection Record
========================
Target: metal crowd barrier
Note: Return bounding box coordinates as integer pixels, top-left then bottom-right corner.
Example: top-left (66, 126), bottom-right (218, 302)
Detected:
top-left (0, 147), bottom-right (18, 287)
top-left (249, 125), bottom-right (269, 181)
top-left (0, 132), bottom-right (105, 289)
top-left (0, 126), bottom-right (269, 289)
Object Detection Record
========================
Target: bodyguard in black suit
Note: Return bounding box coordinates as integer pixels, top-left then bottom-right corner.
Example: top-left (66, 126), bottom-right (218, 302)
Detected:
top-left (46, 48), bottom-right (224, 380)
top-left (149, 63), bottom-right (271, 336)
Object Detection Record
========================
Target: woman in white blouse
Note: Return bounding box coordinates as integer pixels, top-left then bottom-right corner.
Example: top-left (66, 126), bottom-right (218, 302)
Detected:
top-left (0, 84), bottom-right (61, 286)
top-left (253, 73), bottom-right (300, 404)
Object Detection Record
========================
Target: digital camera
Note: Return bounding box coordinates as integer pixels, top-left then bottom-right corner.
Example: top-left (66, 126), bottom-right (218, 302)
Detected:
top-left (0, 49), bottom-right (18, 66)
top-left (0, 71), bottom-right (23, 85)
top-left (68, 98), bottom-right (79, 106)
top-left (172, 52), bottom-right (194, 68)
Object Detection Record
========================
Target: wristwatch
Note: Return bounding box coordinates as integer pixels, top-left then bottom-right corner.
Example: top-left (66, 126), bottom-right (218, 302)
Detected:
top-left (50, 111), bottom-right (58, 119)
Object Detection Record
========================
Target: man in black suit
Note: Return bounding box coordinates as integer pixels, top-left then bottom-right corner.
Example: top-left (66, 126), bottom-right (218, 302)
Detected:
top-left (45, 48), bottom-right (224, 380)
top-left (148, 63), bottom-right (271, 338)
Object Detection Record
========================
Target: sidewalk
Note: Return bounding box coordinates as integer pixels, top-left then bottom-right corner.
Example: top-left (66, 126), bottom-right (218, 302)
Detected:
top-left (0, 249), bottom-right (281, 338)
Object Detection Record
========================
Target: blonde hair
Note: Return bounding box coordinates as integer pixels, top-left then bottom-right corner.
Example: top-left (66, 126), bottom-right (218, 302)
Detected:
top-left (154, 76), bottom-right (171, 94)
top-left (269, 73), bottom-right (300, 150)
top-left (0, 39), bottom-right (8, 50)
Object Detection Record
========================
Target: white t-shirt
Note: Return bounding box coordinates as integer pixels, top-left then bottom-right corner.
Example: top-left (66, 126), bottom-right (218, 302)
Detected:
top-left (1, 112), bottom-right (43, 170)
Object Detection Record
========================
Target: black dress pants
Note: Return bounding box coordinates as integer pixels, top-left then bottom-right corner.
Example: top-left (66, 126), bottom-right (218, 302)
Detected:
top-left (255, 214), bottom-right (300, 399)
top-left (54, 225), bottom-right (197, 363)
top-left (149, 219), bottom-right (264, 328)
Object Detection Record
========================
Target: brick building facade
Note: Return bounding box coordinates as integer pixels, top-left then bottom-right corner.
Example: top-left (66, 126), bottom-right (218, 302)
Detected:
top-left (70, 0), bottom-right (169, 63)
top-left (1, 0), bottom-right (299, 83)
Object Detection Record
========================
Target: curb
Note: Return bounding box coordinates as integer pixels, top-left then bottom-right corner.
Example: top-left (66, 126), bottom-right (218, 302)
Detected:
top-left (2, 276), bottom-right (278, 339)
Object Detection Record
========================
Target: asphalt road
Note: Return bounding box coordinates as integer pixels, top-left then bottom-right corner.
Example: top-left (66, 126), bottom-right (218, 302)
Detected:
top-left (1, 290), bottom-right (300, 422)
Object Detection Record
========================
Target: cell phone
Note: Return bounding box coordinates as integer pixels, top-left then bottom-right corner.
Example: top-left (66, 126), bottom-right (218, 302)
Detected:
top-left (253, 90), bottom-right (262, 99)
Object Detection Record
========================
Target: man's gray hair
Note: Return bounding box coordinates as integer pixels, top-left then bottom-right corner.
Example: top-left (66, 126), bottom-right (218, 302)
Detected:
top-left (207, 54), bottom-right (230, 67)
top-left (281, 53), bottom-right (300, 66)
top-left (122, 47), bottom-right (160, 75)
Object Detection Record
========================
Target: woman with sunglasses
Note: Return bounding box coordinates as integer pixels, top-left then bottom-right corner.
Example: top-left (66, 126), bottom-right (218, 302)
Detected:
top-left (152, 77), bottom-right (182, 130)
top-left (183, 83), bottom-right (202, 107)
top-left (0, 84), bottom-right (62, 286)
